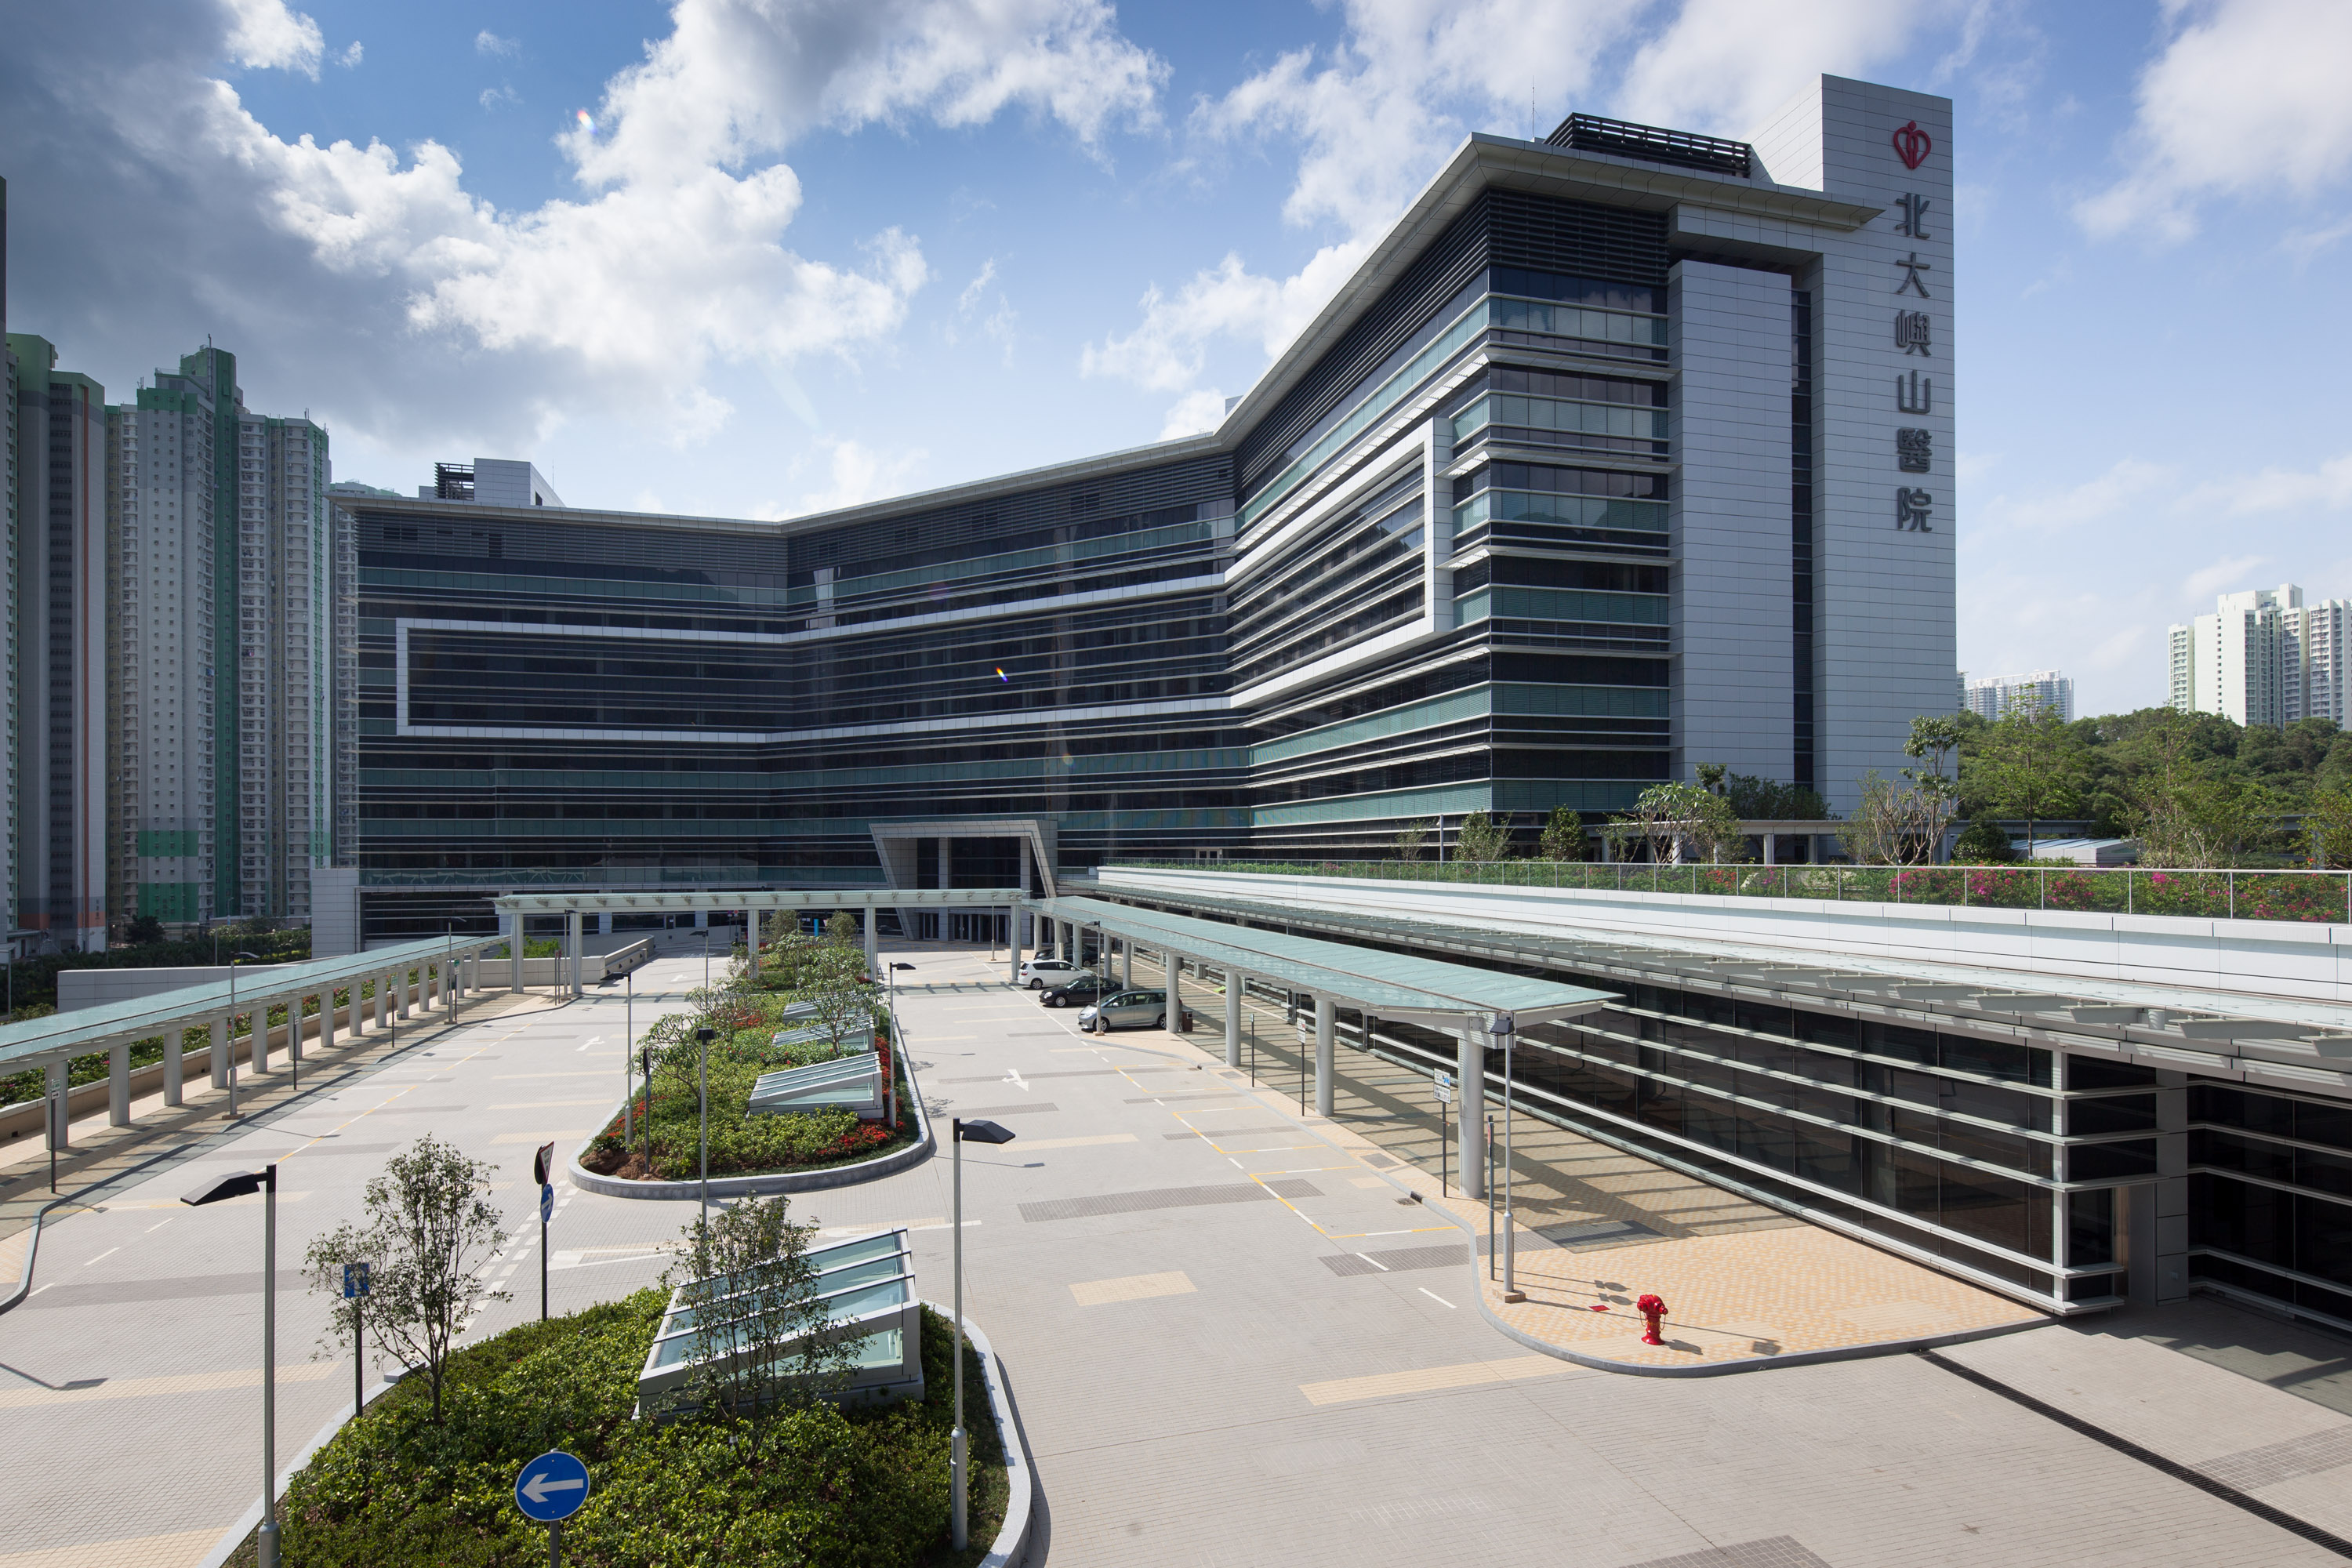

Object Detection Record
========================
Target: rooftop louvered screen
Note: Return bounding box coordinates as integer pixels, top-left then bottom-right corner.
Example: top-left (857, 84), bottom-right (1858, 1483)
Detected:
top-left (1545, 113), bottom-right (1753, 179)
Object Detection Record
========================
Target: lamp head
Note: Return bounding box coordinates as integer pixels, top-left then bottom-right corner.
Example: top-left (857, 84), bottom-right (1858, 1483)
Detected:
top-left (694, 1027), bottom-right (716, 1044)
top-left (183, 1165), bottom-right (273, 1206)
top-left (954, 1118), bottom-right (1016, 1145)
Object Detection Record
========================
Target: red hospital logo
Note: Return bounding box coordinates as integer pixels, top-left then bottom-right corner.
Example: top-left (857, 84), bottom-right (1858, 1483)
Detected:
top-left (1892, 119), bottom-right (1933, 170)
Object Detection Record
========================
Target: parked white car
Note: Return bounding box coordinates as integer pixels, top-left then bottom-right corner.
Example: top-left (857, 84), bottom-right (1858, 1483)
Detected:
top-left (1020, 956), bottom-right (1088, 990)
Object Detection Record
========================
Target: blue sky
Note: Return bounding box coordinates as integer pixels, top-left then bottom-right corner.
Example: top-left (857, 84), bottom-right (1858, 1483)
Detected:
top-left (4, 0), bottom-right (2350, 718)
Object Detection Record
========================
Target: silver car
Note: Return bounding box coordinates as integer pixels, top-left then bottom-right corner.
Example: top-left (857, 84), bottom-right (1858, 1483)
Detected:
top-left (1076, 989), bottom-right (1167, 1033)
top-left (1020, 956), bottom-right (1087, 989)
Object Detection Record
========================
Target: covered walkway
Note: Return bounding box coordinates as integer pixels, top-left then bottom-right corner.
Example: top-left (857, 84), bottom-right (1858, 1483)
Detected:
top-left (1033, 894), bottom-right (1614, 1196)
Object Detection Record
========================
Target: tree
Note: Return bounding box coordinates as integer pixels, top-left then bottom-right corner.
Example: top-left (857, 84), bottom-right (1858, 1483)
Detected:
top-left (805, 972), bottom-right (880, 1058)
top-left (1721, 773), bottom-right (1831, 821)
top-left (1951, 817), bottom-right (2016, 863)
top-left (1454, 810), bottom-right (1512, 862)
top-left (668, 1196), bottom-right (854, 1438)
top-left (1537, 804), bottom-right (1586, 862)
top-left (1842, 769), bottom-right (1950, 866)
top-left (2308, 782), bottom-right (2352, 869)
top-left (823, 910), bottom-right (861, 948)
top-left (1393, 818), bottom-right (1431, 861)
top-left (2128, 740), bottom-right (2281, 868)
top-left (303, 1137), bottom-right (507, 1422)
top-left (124, 913), bottom-right (165, 946)
top-left (1965, 694), bottom-right (2091, 855)
top-left (1616, 782), bottom-right (1744, 864)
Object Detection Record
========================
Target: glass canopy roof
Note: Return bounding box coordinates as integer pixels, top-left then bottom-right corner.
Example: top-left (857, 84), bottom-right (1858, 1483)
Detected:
top-left (1036, 895), bottom-right (1616, 1027)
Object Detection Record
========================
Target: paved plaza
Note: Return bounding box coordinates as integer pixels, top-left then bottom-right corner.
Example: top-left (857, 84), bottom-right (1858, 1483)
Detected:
top-left (4, 943), bottom-right (2352, 1565)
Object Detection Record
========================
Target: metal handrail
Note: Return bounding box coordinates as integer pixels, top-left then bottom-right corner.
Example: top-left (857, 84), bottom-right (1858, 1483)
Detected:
top-left (1100, 859), bottom-right (2352, 927)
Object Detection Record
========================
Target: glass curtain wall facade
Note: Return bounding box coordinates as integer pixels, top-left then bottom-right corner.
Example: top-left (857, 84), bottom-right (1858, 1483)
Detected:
top-left (351, 457), bottom-right (1241, 935)
top-left (350, 80), bottom-right (1957, 936)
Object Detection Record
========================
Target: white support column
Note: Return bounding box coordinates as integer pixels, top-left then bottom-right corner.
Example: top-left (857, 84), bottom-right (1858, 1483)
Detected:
top-left (1120, 939), bottom-right (1132, 987)
top-left (318, 989), bottom-right (335, 1054)
top-left (165, 1029), bottom-right (184, 1107)
top-left (1314, 996), bottom-right (1335, 1117)
top-left (289, 994), bottom-right (305, 1063)
top-left (506, 911), bottom-right (525, 993)
top-left (109, 1040), bottom-right (131, 1127)
top-left (1006, 908), bottom-right (1019, 987)
top-left (212, 1015), bottom-right (233, 1088)
top-left (250, 1000), bottom-right (269, 1075)
top-left (372, 975), bottom-right (386, 1031)
top-left (568, 909), bottom-right (584, 996)
top-left (1458, 1018), bottom-right (1486, 1200)
top-left (1224, 970), bottom-right (1242, 1068)
top-left (397, 967), bottom-right (412, 1020)
top-left (863, 909), bottom-right (880, 970)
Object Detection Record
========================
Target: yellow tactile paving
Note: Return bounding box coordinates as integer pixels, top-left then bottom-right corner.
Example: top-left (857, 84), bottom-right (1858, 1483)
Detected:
top-left (0, 1528), bottom-right (224, 1568)
top-left (0, 1360), bottom-right (340, 1410)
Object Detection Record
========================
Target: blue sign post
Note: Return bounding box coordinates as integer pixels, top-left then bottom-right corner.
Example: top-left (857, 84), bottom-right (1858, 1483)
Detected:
top-left (342, 1261), bottom-right (371, 1416)
top-left (515, 1449), bottom-right (590, 1564)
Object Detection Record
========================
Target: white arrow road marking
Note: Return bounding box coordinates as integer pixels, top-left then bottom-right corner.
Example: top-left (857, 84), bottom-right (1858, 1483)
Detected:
top-left (522, 1472), bottom-right (586, 1504)
top-left (1003, 1068), bottom-right (1029, 1090)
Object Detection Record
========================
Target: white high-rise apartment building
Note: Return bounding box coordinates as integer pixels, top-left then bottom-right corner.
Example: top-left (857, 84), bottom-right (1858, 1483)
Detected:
top-left (2169, 583), bottom-right (2352, 728)
top-left (107, 344), bottom-right (353, 931)
top-left (1964, 670), bottom-right (2072, 722)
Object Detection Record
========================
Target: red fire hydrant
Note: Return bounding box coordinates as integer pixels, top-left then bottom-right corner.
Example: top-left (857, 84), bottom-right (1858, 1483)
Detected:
top-left (1636, 1293), bottom-right (1668, 1345)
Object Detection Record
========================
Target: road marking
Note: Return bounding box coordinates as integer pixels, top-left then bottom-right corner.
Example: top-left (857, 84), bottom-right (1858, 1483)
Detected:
top-left (1003, 1069), bottom-right (1029, 1089)
top-left (490, 1099), bottom-right (617, 1110)
top-left (1420, 1288), bottom-right (1457, 1309)
top-left (81, 1250), bottom-right (118, 1268)
top-left (1014, 1133), bottom-right (1138, 1151)
top-left (1069, 1271), bottom-right (1196, 1306)
top-left (0, 1361), bottom-right (340, 1410)
top-left (494, 1072), bottom-right (614, 1080)
top-left (493, 1131), bottom-right (587, 1143)
top-left (1298, 1355), bottom-right (1570, 1406)
top-left (145, 1219), bottom-right (174, 1233)
top-left (1355, 1253), bottom-right (1389, 1271)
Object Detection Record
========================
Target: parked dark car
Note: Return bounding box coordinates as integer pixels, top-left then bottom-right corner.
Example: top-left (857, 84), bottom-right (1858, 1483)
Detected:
top-left (1039, 974), bottom-right (1114, 1007)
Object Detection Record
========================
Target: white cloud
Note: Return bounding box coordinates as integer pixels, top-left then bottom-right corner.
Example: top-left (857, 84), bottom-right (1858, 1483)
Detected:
top-left (2078, 0), bottom-right (2352, 241)
top-left (223, 0), bottom-right (323, 77)
top-left (1615, 0), bottom-right (1931, 136)
top-left (23, 0), bottom-right (1167, 448)
top-left (793, 436), bottom-right (926, 515)
top-left (2180, 452), bottom-right (2352, 519)
top-left (1972, 456), bottom-right (2177, 539)
top-left (476, 31), bottom-right (521, 58)
top-left (479, 85), bottom-right (519, 111)
top-left (2180, 554), bottom-right (2274, 602)
top-left (1159, 388), bottom-right (1227, 440)
top-left (336, 41), bottom-right (361, 69)
top-left (1085, 0), bottom-right (1929, 403)
top-left (956, 260), bottom-right (997, 313)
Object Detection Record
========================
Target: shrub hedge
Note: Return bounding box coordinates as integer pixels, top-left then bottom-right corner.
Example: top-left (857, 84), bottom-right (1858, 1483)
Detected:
top-left (226, 1294), bottom-right (1010, 1567)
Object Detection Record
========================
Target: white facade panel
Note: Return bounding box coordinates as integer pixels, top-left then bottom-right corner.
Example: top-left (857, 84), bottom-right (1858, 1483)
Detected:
top-left (1761, 75), bottom-right (1958, 812)
top-left (1669, 260), bottom-right (1792, 782)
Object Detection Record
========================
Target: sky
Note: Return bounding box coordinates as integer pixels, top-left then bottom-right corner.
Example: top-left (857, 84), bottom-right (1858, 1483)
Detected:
top-left (3, 0), bottom-right (2350, 720)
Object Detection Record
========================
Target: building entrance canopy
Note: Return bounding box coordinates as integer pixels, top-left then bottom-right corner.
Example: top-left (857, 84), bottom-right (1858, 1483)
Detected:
top-left (1034, 895), bottom-right (1613, 1030)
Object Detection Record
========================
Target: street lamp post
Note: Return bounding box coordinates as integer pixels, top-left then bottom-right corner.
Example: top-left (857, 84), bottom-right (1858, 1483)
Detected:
top-left (693, 1026), bottom-right (716, 1229)
top-left (622, 969), bottom-right (634, 1143)
top-left (185, 1163), bottom-right (280, 1568)
top-left (950, 1117), bottom-right (1016, 1552)
top-left (887, 964), bottom-right (915, 1130)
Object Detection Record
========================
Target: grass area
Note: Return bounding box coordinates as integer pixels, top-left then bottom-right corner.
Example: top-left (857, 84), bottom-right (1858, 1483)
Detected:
top-left (580, 1036), bottom-right (921, 1182)
top-left (223, 1297), bottom-right (1011, 1567)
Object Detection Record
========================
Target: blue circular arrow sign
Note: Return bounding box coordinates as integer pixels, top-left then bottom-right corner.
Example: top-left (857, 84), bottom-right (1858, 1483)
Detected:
top-left (514, 1449), bottom-right (590, 1523)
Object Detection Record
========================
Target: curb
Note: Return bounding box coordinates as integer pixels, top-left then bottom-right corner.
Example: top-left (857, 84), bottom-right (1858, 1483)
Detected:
top-left (923, 1302), bottom-right (1036, 1568)
top-left (567, 1030), bottom-right (934, 1200)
